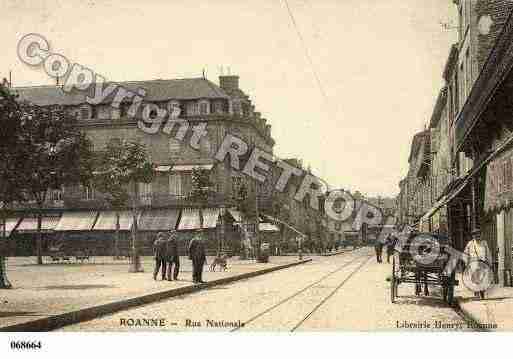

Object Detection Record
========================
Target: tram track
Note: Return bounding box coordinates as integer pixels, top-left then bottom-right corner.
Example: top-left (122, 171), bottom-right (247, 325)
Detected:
top-left (231, 252), bottom-right (372, 332)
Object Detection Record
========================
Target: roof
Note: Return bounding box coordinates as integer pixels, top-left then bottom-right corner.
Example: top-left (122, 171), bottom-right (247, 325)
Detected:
top-left (13, 78), bottom-right (229, 107)
top-left (429, 87), bottom-right (448, 129)
top-left (443, 44), bottom-right (459, 82)
top-left (408, 130), bottom-right (429, 163)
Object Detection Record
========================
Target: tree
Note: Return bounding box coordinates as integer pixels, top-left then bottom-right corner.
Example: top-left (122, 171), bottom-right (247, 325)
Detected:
top-left (15, 98), bottom-right (94, 264)
top-left (0, 81), bottom-right (27, 288)
top-left (93, 138), bottom-right (154, 267)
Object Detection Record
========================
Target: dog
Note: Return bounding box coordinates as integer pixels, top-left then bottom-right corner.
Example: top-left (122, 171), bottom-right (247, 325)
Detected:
top-left (209, 254), bottom-right (228, 272)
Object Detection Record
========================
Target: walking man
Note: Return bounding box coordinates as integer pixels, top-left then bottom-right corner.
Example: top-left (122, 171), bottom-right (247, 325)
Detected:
top-left (153, 232), bottom-right (168, 281)
top-left (374, 239), bottom-right (384, 263)
top-left (188, 229), bottom-right (207, 283)
top-left (166, 230), bottom-right (180, 281)
top-left (464, 229), bottom-right (492, 300)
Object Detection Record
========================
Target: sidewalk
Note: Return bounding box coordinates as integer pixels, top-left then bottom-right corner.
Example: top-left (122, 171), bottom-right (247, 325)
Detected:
top-left (0, 255), bottom-right (310, 331)
top-left (456, 284), bottom-right (513, 331)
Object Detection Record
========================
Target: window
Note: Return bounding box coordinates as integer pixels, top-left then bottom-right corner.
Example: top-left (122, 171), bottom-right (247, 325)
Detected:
top-left (169, 138), bottom-right (181, 156)
top-left (465, 48), bottom-right (472, 93)
top-left (232, 176), bottom-right (243, 197)
top-left (112, 108), bottom-right (120, 120)
top-left (79, 105), bottom-right (90, 120)
top-left (167, 100), bottom-right (181, 119)
top-left (199, 101), bottom-right (209, 115)
top-left (169, 174), bottom-right (182, 196)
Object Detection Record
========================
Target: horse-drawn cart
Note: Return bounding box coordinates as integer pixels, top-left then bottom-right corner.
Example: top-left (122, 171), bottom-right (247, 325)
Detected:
top-left (390, 232), bottom-right (458, 305)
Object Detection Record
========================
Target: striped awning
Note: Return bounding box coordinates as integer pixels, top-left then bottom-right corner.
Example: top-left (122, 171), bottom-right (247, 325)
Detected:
top-left (0, 217), bottom-right (21, 238)
top-left (172, 164), bottom-right (214, 172)
top-left (93, 211), bottom-right (135, 231)
top-left (54, 211), bottom-right (99, 231)
top-left (259, 223), bottom-right (279, 232)
top-left (16, 216), bottom-right (60, 233)
top-left (178, 208), bottom-right (201, 230)
top-left (203, 208), bottom-right (220, 228)
top-left (138, 209), bottom-right (179, 231)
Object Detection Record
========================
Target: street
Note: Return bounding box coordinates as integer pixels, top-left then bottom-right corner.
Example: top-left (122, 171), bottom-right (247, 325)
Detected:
top-left (60, 248), bottom-right (471, 331)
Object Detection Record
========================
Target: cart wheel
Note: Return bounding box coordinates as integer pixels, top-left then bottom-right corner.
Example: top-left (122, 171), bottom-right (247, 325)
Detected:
top-left (391, 256), bottom-right (396, 303)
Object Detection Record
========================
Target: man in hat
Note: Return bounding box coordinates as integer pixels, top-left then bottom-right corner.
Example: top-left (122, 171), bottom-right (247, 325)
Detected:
top-left (464, 228), bottom-right (492, 300)
top-left (153, 232), bottom-right (168, 281)
top-left (166, 230), bottom-right (180, 281)
top-left (188, 229), bottom-right (207, 283)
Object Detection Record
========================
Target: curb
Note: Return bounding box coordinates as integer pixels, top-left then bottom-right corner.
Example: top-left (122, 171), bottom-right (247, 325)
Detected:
top-left (0, 259), bottom-right (311, 332)
top-left (453, 298), bottom-right (492, 332)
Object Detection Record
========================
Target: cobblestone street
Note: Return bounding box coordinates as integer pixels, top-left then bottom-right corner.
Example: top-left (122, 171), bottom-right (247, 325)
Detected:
top-left (60, 248), bottom-right (471, 332)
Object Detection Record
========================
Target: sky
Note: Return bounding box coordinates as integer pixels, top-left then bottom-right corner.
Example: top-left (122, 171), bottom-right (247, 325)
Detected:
top-left (0, 0), bottom-right (457, 197)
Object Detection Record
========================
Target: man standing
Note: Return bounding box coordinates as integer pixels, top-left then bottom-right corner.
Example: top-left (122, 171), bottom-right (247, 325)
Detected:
top-left (386, 233), bottom-right (396, 263)
top-left (153, 232), bottom-right (168, 281)
top-left (464, 229), bottom-right (492, 300)
top-left (188, 229), bottom-right (207, 283)
top-left (166, 230), bottom-right (180, 281)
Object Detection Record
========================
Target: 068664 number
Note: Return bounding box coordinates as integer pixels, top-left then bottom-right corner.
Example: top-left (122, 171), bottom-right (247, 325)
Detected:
top-left (10, 341), bottom-right (42, 350)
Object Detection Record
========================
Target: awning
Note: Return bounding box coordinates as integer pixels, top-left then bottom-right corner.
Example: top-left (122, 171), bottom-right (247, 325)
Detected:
top-left (16, 216), bottom-right (60, 233)
top-left (178, 208), bottom-right (201, 230)
top-left (172, 164), bottom-right (214, 172)
top-left (54, 211), bottom-right (99, 231)
top-left (0, 217), bottom-right (21, 238)
top-left (203, 208), bottom-right (220, 228)
top-left (138, 209), bottom-right (179, 231)
top-left (93, 211), bottom-right (135, 231)
top-left (261, 214), bottom-right (305, 237)
top-left (155, 165), bottom-right (171, 172)
top-left (259, 223), bottom-right (279, 232)
top-left (228, 208), bottom-right (242, 222)
top-left (419, 175), bottom-right (471, 223)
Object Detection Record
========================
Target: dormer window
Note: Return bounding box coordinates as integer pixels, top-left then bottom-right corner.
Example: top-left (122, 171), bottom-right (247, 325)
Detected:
top-left (187, 101), bottom-right (199, 116)
top-left (213, 100), bottom-right (224, 114)
top-left (199, 100), bottom-right (209, 115)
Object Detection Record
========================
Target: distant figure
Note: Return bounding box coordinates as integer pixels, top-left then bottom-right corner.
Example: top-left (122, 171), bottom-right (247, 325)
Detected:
top-left (166, 230), bottom-right (180, 281)
top-left (188, 229), bottom-right (207, 283)
top-left (374, 239), bottom-right (384, 263)
top-left (153, 232), bottom-right (168, 281)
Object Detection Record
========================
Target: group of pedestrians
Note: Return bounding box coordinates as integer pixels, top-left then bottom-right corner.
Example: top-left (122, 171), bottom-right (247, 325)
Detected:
top-left (374, 233), bottom-right (397, 264)
top-left (152, 228), bottom-right (207, 284)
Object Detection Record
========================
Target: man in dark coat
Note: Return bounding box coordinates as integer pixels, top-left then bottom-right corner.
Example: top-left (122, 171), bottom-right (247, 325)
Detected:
top-left (153, 232), bottom-right (168, 281)
top-left (374, 238), bottom-right (384, 263)
top-left (166, 230), bottom-right (180, 281)
top-left (188, 229), bottom-right (207, 283)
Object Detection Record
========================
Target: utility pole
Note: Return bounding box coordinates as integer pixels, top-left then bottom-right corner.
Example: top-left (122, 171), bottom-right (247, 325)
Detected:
top-left (254, 181), bottom-right (261, 262)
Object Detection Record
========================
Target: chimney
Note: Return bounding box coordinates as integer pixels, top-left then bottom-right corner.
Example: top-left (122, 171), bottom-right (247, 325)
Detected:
top-left (265, 124), bottom-right (271, 137)
top-left (219, 75), bottom-right (239, 92)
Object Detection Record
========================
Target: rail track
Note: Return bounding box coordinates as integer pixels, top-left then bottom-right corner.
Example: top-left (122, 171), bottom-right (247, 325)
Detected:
top-left (231, 252), bottom-right (372, 332)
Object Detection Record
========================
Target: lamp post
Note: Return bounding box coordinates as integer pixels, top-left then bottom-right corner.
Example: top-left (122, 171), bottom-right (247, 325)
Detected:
top-left (129, 181), bottom-right (143, 273)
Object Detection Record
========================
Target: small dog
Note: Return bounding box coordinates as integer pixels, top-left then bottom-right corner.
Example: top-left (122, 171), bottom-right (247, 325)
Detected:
top-left (209, 254), bottom-right (228, 272)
